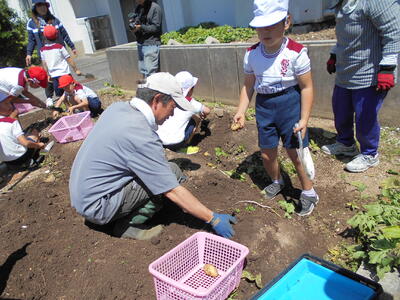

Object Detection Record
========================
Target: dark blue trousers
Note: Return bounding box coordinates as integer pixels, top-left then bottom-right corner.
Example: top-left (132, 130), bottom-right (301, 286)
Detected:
top-left (332, 85), bottom-right (387, 156)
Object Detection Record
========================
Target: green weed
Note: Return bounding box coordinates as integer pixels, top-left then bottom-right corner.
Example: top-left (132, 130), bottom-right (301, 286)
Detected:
top-left (278, 200), bottom-right (295, 218)
top-left (278, 158), bottom-right (296, 177)
top-left (333, 176), bottom-right (400, 279)
top-left (245, 205), bottom-right (256, 212)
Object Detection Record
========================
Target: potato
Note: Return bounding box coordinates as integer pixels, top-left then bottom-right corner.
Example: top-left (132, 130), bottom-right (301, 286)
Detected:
top-left (231, 122), bottom-right (241, 131)
top-left (203, 264), bottom-right (219, 277)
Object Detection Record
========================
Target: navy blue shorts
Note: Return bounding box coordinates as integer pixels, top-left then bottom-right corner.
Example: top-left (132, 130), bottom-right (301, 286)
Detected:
top-left (256, 85), bottom-right (309, 149)
top-left (88, 97), bottom-right (102, 117)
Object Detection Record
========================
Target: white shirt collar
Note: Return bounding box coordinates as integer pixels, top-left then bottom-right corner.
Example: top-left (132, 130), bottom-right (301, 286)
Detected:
top-left (129, 97), bottom-right (158, 130)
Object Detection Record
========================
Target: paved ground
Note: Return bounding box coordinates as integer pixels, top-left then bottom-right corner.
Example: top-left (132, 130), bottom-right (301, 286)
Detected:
top-left (31, 50), bottom-right (111, 101)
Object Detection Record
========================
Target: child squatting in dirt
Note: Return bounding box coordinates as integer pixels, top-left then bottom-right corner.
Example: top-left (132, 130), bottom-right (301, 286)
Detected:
top-left (52, 74), bottom-right (103, 118)
top-left (0, 92), bottom-right (49, 167)
top-left (233, 0), bottom-right (319, 216)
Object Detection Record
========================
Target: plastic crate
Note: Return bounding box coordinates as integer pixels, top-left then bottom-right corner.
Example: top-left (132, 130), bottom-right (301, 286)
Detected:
top-left (14, 103), bottom-right (35, 114)
top-left (149, 232), bottom-right (249, 300)
top-left (48, 111), bottom-right (94, 143)
top-left (251, 254), bottom-right (382, 300)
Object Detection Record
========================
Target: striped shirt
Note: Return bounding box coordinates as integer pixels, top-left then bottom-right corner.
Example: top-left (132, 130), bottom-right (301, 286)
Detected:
top-left (332, 0), bottom-right (400, 89)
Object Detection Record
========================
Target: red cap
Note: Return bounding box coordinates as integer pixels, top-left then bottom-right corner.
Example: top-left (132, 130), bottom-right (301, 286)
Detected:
top-left (27, 66), bottom-right (48, 88)
top-left (59, 74), bottom-right (75, 88)
top-left (43, 25), bottom-right (58, 40)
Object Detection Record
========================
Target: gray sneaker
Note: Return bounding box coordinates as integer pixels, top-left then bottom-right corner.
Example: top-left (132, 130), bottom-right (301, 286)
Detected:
top-left (321, 142), bottom-right (359, 156)
top-left (263, 182), bottom-right (284, 200)
top-left (345, 154), bottom-right (379, 173)
top-left (297, 193), bottom-right (319, 216)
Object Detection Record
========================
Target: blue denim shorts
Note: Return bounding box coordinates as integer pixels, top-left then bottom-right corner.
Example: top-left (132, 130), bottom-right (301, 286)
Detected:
top-left (256, 85), bottom-right (309, 149)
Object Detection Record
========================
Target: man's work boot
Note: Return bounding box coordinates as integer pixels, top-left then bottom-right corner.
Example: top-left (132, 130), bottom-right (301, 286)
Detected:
top-left (113, 218), bottom-right (163, 240)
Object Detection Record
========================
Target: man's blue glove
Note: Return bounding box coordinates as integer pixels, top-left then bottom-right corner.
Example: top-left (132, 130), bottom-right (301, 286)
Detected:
top-left (207, 213), bottom-right (238, 238)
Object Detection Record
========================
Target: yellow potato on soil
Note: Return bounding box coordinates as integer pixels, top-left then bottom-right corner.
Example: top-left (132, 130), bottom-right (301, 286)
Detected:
top-left (231, 122), bottom-right (241, 131)
top-left (203, 264), bottom-right (219, 277)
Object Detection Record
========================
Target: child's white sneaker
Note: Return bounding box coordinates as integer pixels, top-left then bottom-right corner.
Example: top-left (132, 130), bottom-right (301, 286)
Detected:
top-left (46, 98), bottom-right (54, 108)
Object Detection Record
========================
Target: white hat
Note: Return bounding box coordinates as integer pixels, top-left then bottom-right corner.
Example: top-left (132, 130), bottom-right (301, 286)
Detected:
top-left (249, 0), bottom-right (288, 28)
top-left (139, 72), bottom-right (196, 112)
top-left (0, 91), bottom-right (9, 103)
top-left (175, 71), bottom-right (198, 97)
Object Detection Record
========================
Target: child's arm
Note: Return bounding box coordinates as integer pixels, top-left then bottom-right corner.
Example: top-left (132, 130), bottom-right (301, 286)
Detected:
top-left (233, 74), bottom-right (255, 128)
top-left (295, 71), bottom-right (314, 139)
top-left (67, 95), bottom-right (89, 114)
top-left (21, 90), bottom-right (46, 108)
top-left (200, 105), bottom-right (211, 119)
top-left (53, 93), bottom-right (66, 118)
top-left (17, 135), bottom-right (45, 149)
top-left (66, 57), bottom-right (81, 76)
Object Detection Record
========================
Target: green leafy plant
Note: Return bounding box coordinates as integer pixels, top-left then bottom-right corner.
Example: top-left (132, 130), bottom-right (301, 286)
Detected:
top-left (343, 176), bottom-right (400, 279)
top-left (278, 157), bottom-right (296, 177)
top-left (101, 82), bottom-right (125, 97)
top-left (245, 107), bottom-right (256, 121)
top-left (278, 200), bottom-right (295, 218)
top-left (350, 181), bottom-right (368, 193)
top-left (215, 147), bottom-right (229, 158)
top-left (0, 0), bottom-right (29, 67)
top-left (241, 271), bottom-right (263, 289)
top-left (161, 24), bottom-right (255, 45)
top-left (309, 139), bottom-right (320, 152)
top-left (245, 205), bottom-right (256, 212)
top-left (223, 170), bottom-right (247, 182)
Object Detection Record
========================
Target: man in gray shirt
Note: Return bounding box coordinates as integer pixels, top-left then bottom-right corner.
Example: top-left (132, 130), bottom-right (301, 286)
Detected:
top-left (69, 72), bottom-right (237, 240)
top-left (129, 0), bottom-right (162, 77)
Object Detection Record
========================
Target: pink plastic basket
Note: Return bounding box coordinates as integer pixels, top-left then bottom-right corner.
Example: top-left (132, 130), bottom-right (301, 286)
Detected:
top-left (149, 232), bottom-right (249, 300)
top-left (48, 111), bottom-right (94, 143)
top-left (14, 103), bottom-right (35, 114)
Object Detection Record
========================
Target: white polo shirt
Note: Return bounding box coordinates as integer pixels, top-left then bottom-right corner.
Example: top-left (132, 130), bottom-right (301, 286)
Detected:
top-left (0, 117), bottom-right (27, 162)
top-left (65, 83), bottom-right (97, 100)
top-left (40, 43), bottom-right (71, 78)
top-left (244, 38), bottom-right (311, 94)
top-left (0, 68), bottom-right (27, 97)
top-left (157, 97), bottom-right (203, 145)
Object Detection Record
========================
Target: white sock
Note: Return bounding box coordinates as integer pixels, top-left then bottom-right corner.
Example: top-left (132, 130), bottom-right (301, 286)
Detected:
top-left (302, 188), bottom-right (316, 197)
top-left (273, 177), bottom-right (284, 185)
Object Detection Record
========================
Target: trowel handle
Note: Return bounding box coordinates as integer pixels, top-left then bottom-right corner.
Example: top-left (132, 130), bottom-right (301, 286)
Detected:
top-left (294, 123), bottom-right (303, 149)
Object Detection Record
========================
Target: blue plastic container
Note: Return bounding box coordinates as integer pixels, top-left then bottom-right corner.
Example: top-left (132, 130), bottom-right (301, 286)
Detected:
top-left (251, 254), bottom-right (382, 300)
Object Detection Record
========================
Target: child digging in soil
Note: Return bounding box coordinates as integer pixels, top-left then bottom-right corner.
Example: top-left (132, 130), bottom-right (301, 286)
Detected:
top-left (0, 92), bottom-right (49, 167)
top-left (233, 0), bottom-right (319, 216)
top-left (157, 71), bottom-right (211, 151)
top-left (53, 74), bottom-right (103, 118)
top-left (40, 25), bottom-right (81, 107)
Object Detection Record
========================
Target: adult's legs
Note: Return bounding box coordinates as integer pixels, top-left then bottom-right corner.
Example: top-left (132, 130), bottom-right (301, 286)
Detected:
top-left (142, 45), bottom-right (160, 77)
top-left (112, 162), bottom-right (186, 239)
top-left (352, 87), bottom-right (386, 156)
top-left (332, 85), bottom-right (355, 146)
top-left (137, 44), bottom-right (146, 78)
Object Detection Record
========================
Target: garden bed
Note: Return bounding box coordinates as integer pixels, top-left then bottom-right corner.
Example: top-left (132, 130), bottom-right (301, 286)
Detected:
top-left (0, 94), bottom-right (398, 299)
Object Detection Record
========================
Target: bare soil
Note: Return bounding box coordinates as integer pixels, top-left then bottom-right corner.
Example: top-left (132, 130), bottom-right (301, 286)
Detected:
top-left (0, 95), bottom-right (397, 300)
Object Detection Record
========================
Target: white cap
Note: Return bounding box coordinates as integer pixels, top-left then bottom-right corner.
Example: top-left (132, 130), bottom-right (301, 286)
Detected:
top-left (0, 91), bottom-right (9, 103)
top-left (175, 71), bottom-right (198, 97)
top-left (249, 0), bottom-right (288, 28)
top-left (139, 72), bottom-right (196, 112)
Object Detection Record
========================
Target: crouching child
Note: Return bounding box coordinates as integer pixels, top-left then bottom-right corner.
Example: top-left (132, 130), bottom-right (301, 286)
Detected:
top-left (53, 74), bottom-right (103, 118)
top-left (0, 92), bottom-right (47, 167)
